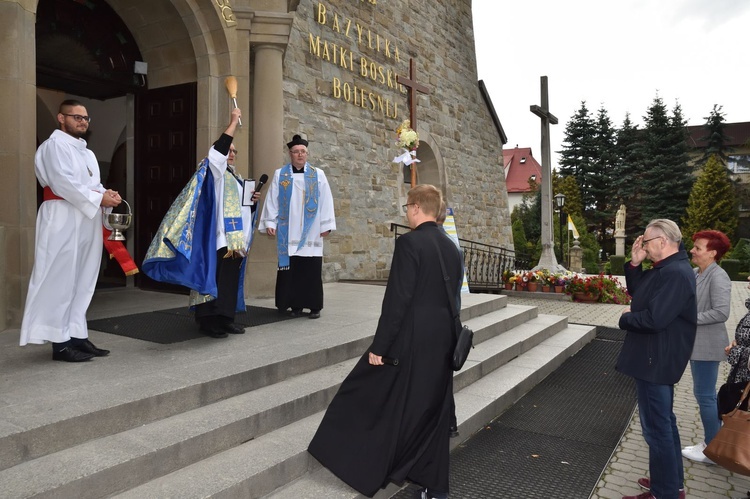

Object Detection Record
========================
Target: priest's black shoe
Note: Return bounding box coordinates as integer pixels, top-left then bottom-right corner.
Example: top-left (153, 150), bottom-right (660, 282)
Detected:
top-left (53, 347), bottom-right (95, 362)
top-left (74, 339), bottom-right (110, 357)
top-left (290, 308), bottom-right (303, 317)
top-left (449, 425), bottom-right (460, 438)
top-left (200, 326), bottom-right (228, 338)
top-left (222, 323), bottom-right (245, 335)
top-left (309, 310), bottom-right (321, 319)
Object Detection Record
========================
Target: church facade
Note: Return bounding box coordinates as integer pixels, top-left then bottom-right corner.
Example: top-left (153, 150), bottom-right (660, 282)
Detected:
top-left (0, 0), bottom-right (512, 328)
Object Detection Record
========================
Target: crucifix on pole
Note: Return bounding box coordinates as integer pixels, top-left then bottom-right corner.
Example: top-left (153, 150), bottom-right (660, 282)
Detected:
top-left (530, 75), bottom-right (564, 272)
top-left (397, 58), bottom-right (430, 187)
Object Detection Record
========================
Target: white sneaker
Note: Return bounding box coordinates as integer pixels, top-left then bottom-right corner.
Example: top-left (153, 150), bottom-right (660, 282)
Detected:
top-left (681, 441), bottom-right (715, 464)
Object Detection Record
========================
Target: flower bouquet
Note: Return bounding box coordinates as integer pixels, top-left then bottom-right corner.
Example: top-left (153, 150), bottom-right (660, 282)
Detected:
top-left (392, 120), bottom-right (421, 167)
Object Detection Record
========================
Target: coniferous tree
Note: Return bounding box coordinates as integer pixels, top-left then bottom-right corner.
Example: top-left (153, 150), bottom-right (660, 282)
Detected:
top-left (612, 114), bottom-right (646, 239)
top-left (639, 96), bottom-right (693, 225)
top-left (682, 154), bottom-right (737, 242)
top-left (697, 104), bottom-right (731, 165)
top-left (558, 102), bottom-right (597, 213)
top-left (590, 107), bottom-right (618, 254)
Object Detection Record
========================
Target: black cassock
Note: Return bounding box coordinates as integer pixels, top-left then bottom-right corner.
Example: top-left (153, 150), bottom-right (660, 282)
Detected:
top-left (308, 222), bottom-right (463, 497)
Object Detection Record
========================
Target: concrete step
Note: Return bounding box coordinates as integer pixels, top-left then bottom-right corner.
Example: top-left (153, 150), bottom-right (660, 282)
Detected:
top-left (106, 317), bottom-right (590, 499)
top-left (0, 295), bottom-right (517, 498)
top-left (0, 293), bottom-right (507, 474)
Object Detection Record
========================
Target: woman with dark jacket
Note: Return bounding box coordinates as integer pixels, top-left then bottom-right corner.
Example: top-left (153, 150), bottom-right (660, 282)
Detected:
top-left (681, 230), bottom-right (731, 464)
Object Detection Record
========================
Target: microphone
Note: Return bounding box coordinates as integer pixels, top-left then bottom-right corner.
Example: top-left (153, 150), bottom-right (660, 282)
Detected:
top-left (255, 174), bottom-right (269, 192)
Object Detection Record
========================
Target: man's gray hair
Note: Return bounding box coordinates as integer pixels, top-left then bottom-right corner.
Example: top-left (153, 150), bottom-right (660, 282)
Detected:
top-left (646, 219), bottom-right (682, 243)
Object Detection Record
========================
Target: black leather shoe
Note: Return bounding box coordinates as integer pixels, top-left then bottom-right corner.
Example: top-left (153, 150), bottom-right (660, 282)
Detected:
top-left (222, 323), bottom-right (245, 334)
top-left (53, 347), bottom-right (95, 362)
top-left (199, 325), bottom-right (228, 338)
top-left (449, 425), bottom-right (459, 438)
top-left (75, 339), bottom-right (110, 357)
top-left (309, 311), bottom-right (321, 319)
top-left (290, 309), bottom-right (303, 317)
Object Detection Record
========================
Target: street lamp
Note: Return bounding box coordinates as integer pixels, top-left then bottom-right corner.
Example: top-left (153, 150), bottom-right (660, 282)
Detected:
top-left (554, 193), bottom-right (566, 264)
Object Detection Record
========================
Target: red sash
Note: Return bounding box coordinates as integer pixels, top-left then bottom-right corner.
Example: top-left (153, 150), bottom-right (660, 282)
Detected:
top-left (43, 187), bottom-right (139, 276)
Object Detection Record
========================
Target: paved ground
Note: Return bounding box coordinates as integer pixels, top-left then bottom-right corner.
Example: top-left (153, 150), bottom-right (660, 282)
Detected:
top-left (506, 282), bottom-right (750, 499)
top-left (3, 281), bottom-right (750, 498)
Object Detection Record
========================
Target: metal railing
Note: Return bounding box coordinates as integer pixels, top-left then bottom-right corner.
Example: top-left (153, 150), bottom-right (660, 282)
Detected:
top-left (390, 223), bottom-right (531, 292)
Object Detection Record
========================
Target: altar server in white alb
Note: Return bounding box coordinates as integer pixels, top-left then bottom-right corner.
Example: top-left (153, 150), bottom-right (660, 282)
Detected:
top-left (259, 134), bottom-right (336, 319)
top-left (20, 100), bottom-right (121, 362)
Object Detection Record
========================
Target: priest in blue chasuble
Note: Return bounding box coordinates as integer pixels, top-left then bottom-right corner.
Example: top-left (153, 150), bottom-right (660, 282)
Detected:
top-left (143, 107), bottom-right (260, 338)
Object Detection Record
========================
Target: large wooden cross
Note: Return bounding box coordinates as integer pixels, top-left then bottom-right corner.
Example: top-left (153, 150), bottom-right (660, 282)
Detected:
top-left (529, 76), bottom-right (563, 271)
top-left (397, 58), bottom-right (430, 187)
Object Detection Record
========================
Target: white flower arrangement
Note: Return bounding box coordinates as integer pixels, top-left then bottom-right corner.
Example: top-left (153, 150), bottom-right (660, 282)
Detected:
top-left (393, 120), bottom-right (421, 166)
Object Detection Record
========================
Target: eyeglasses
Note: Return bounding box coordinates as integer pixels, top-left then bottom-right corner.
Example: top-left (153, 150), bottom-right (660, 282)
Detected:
top-left (290, 150), bottom-right (307, 155)
top-left (641, 236), bottom-right (662, 247)
top-left (62, 114), bottom-right (91, 123)
top-left (402, 203), bottom-right (416, 210)
top-left (229, 149), bottom-right (238, 155)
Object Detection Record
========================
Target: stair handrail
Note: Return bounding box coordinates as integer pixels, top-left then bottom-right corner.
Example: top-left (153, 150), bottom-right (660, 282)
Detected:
top-left (390, 223), bottom-right (531, 292)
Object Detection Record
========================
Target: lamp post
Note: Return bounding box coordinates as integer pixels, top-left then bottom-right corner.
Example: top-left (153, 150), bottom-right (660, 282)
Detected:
top-left (554, 193), bottom-right (566, 264)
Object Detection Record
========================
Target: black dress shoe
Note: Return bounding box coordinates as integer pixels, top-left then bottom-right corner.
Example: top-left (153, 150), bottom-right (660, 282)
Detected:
top-left (449, 425), bottom-right (459, 438)
top-left (308, 311), bottom-right (321, 319)
top-left (290, 308), bottom-right (303, 317)
top-left (53, 347), bottom-right (95, 362)
top-left (200, 327), bottom-right (228, 338)
top-left (222, 323), bottom-right (245, 334)
top-left (74, 339), bottom-right (110, 357)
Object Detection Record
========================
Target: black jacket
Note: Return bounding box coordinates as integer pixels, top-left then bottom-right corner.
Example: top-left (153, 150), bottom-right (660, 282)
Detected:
top-left (617, 250), bottom-right (697, 385)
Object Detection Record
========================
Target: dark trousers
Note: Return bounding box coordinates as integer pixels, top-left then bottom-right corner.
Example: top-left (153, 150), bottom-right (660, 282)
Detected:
top-left (195, 247), bottom-right (244, 322)
top-left (635, 379), bottom-right (683, 499)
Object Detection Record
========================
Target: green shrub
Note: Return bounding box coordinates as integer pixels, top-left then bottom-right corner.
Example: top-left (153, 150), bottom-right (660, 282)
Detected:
top-left (721, 259), bottom-right (741, 281)
top-left (609, 255), bottom-right (626, 276)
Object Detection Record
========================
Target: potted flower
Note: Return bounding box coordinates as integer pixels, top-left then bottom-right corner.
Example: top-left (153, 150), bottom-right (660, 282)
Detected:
top-left (540, 270), bottom-right (553, 293)
top-left (565, 273), bottom-right (631, 304)
top-left (553, 273), bottom-right (567, 293)
top-left (525, 271), bottom-right (539, 292)
top-left (502, 269), bottom-right (515, 290)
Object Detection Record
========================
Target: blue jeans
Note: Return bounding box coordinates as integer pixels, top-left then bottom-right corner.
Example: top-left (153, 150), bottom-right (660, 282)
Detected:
top-left (635, 379), bottom-right (683, 499)
top-left (690, 360), bottom-right (721, 444)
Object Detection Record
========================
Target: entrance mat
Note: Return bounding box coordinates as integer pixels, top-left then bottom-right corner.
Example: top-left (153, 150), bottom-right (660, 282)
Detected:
top-left (88, 306), bottom-right (298, 344)
top-left (393, 326), bottom-right (635, 499)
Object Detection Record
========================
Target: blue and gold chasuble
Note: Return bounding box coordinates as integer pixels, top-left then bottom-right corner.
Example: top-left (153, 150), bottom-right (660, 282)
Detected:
top-left (142, 158), bottom-right (256, 311)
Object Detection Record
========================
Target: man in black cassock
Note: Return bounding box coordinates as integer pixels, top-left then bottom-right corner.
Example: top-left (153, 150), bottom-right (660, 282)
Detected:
top-left (308, 184), bottom-right (462, 499)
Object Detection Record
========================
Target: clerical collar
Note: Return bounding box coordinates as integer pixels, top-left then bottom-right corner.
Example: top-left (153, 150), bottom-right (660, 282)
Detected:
top-left (292, 165), bottom-right (305, 173)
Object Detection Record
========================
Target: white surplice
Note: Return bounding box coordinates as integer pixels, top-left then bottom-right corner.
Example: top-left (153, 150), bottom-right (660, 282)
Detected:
top-left (258, 163), bottom-right (336, 258)
top-left (206, 146), bottom-right (255, 250)
top-left (20, 130), bottom-right (106, 345)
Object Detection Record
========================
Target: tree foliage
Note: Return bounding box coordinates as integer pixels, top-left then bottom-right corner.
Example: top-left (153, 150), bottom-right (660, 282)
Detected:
top-left (682, 154), bottom-right (737, 241)
top-left (696, 104), bottom-right (732, 165)
top-left (637, 97), bottom-right (693, 225)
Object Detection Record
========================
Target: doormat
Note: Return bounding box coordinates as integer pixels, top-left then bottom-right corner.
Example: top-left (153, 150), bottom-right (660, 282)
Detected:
top-left (87, 306), bottom-right (299, 344)
top-left (393, 326), bottom-right (636, 499)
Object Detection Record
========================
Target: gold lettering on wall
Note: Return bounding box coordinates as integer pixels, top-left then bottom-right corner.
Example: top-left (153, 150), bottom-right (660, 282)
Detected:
top-left (313, 2), bottom-right (411, 119)
top-left (332, 78), bottom-right (398, 118)
top-left (216, 0), bottom-right (236, 27)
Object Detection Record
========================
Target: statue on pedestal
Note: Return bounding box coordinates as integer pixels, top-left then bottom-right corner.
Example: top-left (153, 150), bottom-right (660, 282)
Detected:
top-left (614, 204), bottom-right (626, 256)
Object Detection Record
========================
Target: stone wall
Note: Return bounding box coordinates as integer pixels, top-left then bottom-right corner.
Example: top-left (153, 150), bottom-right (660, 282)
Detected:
top-left (282, 0), bottom-right (512, 281)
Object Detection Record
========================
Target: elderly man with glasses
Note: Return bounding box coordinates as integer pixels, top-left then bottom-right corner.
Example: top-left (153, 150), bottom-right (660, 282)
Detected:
top-left (617, 219), bottom-right (697, 499)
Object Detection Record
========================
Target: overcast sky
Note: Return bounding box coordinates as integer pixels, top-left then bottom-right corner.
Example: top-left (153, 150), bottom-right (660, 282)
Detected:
top-left (472, 0), bottom-right (750, 167)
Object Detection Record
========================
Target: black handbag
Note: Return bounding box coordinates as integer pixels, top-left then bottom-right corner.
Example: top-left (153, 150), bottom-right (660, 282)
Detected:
top-left (718, 363), bottom-right (750, 418)
top-left (432, 238), bottom-right (473, 371)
